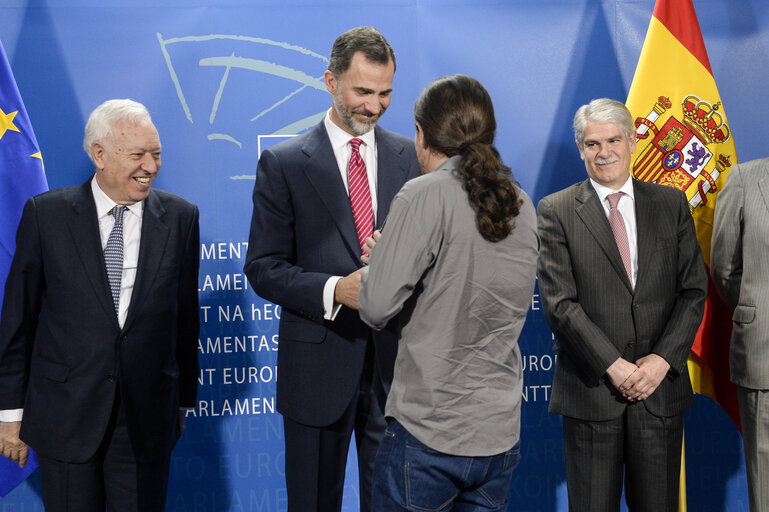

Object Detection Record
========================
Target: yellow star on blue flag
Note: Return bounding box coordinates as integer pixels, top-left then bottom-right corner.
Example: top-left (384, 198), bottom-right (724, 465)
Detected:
top-left (0, 106), bottom-right (21, 139)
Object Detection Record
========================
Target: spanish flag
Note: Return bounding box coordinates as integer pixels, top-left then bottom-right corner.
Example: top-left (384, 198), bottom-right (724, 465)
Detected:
top-left (626, 1), bottom-right (739, 509)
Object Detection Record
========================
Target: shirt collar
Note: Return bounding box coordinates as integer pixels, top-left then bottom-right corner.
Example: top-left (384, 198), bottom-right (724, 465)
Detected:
top-left (323, 108), bottom-right (376, 152)
top-left (91, 176), bottom-right (144, 219)
top-left (590, 174), bottom-right (635, 205)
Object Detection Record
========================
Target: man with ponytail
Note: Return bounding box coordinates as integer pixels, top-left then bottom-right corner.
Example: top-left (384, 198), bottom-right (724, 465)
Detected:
top-left (537, 98), bottom-right (707, 511)
top-left (358, 74), bottom-right (540, 511)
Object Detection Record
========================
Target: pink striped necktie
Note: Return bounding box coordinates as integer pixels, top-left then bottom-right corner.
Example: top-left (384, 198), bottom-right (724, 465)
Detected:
top-left (607, 192), bottom-right (633, 286)
top-left (347, 138), bottom-right (374, 252)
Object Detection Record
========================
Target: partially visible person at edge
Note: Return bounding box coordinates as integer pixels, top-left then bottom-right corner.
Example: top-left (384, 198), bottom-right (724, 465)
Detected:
top-left (711, 156), bottom-right (769, 512)
top-left (357, 74), bottom-right (540, 512)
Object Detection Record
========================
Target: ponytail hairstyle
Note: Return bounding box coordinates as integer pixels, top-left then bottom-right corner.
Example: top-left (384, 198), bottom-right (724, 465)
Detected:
top-left (414, 74), bottom-right (521, 242)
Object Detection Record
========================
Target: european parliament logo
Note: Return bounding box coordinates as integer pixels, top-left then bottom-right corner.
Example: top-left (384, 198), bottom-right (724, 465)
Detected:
top-left (157, 33), bottom-right (327, 180)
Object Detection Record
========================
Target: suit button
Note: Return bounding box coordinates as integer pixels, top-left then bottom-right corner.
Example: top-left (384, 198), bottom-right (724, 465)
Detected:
top-left (627, 341), bottom-right (636, 348)
top-left (107, 375), bottom-right (116, 382)
top-left (632, 303), bottom-right (639, 309)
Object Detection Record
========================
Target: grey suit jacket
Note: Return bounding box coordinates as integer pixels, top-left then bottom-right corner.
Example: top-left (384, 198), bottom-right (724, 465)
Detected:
top-left (537, 178), bottom-right (707, 421)
top-left (711, 158), bottom-right (769, 389)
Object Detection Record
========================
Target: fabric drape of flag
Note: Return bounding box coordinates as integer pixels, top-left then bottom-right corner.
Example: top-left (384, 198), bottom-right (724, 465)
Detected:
top-left (626, 1), bottom-right (739, 509)
top-left (0, 39), bottom-right (47, 497)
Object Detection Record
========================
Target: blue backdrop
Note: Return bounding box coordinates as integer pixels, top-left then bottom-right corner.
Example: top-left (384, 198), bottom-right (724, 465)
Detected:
top-left (2, 0), bottom-right (766, 510)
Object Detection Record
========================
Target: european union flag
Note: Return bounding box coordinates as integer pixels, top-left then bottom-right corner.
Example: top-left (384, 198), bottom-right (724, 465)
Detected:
top-left (0, 39), bottom-right (47, 498)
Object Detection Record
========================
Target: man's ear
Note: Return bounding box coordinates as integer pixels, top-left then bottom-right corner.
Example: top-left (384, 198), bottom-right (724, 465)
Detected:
top-left (324, 70), bottom-right (337, 94)
top-left (575, 140), bottom-right (586, 161)
top-left (415, 122), bottom-right (427, 150)
top-left (92, 141), bottom-right (106, 170)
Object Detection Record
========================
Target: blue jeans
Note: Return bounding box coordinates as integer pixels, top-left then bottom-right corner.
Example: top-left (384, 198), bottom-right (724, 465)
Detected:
top-left (371, 419), bottom-right (520, 511)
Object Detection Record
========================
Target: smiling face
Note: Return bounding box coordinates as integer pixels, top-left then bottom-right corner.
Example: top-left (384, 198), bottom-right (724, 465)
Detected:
top-left (578, 121), bottom-right (636, 190)
top-left (92, 119), bottom-right (161, 205)
top-left (325, 51), bottom-right (394, 136)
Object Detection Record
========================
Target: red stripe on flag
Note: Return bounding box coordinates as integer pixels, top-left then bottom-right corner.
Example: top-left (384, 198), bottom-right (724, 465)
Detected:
top-left (653, 0), bottom-right (713, 75)
top-left (694, 270), bottom-right (741, 430)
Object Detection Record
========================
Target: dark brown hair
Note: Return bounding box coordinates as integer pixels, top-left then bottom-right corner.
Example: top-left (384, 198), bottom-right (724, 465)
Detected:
top-left (414, 74), bottom-right (521, 242)
top-left (328, 27), bottom-right (395, 75)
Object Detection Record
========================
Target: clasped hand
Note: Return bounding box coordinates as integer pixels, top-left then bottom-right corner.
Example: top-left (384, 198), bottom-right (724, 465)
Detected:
top-left (607, 354), bottom-right (670, 402)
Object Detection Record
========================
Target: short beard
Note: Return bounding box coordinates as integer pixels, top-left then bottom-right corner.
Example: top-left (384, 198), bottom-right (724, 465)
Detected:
top-left (333, 89), bottom-right (382, 135)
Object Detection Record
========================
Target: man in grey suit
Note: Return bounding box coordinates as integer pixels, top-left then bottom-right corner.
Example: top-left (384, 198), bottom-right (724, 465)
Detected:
top-left (711, 158), bottom-right (769, 512)
top-left (537, 98), bottom-right (707, 511)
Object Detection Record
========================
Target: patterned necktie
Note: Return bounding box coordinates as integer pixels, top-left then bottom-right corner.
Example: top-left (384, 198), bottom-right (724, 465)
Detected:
top-left (607, 192), bottom-right (633, 286)
top-left (347, 138), bottom-right (374, 252)
top-left (105, 205), bottom-right (127, 313)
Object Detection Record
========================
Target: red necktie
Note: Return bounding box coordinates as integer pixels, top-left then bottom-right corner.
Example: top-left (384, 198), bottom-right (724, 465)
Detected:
top-left (607, 192), bottom-right (633, 286)
top-left (348, 138), bottom-right (374, 252)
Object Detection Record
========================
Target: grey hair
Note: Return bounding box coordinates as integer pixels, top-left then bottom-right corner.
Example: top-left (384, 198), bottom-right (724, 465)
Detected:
top-left (83, 99), bottom-right (153, 163)
top-left (573, 98), bottom-right (635, 149)
top-left (328, 26), bottom-right (395, 76)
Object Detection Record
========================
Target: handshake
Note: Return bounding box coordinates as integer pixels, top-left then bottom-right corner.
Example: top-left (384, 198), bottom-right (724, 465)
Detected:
top-left (333, 230), bottom-right (381, 310)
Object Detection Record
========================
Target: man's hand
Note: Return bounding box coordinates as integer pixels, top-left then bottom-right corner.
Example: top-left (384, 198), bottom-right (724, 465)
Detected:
top-left (619, 354), bottom-right (671, 401)
top-left (0, 421), bottom-right (28, 468)
top-left (334, 268), bottom-right (363, 310)
top-left (360, 230), bottom-right (381, 265)
top-left (605, 357), bottom-right (640, 399)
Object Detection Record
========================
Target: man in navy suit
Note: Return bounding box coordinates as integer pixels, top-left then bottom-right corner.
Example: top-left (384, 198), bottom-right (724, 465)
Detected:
top-left (244, 26), bottom-right (420, 512)
top-left (0, 99), bottom-right (199, 511)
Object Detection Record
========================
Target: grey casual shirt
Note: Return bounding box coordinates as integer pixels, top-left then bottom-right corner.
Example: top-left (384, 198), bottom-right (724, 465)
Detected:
top-left (359, 156), bottom-right (540, 456)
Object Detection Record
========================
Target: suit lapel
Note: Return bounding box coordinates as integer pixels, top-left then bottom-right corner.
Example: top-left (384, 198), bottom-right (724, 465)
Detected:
top-left (300, 123), bottom-right (366, 261)
top-left (633, 181), bottom-right (657, 290)
top-left (123, 190), bottom-right (169, 330)
top-left (574, 180), bottom-right (633, 293)
top-left (68, 178), bottom-right (121, 329)
top-left (374, 125), bottom-right (409, 228)
top-left (758, 171), bottom-right (769, 215)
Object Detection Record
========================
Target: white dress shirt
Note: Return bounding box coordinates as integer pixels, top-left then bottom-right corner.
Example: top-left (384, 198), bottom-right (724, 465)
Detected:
top-left (92, 177), bottom-right (143, 327)
top-left (0, 178), bottom-right (144, 423)
top-left (590, 174), bottom-right (638, 287)
top-left (321, 109), bottom-right (379, 320)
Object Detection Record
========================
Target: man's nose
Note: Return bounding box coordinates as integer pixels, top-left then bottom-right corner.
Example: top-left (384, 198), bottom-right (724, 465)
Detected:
top-left (363, 98), bottom-right (382, 115)
top-left (140, 153), bottom-right (158, 171)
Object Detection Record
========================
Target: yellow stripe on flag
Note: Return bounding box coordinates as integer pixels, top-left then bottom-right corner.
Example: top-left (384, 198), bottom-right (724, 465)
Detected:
top-left (627, 1), bottom-right (741, 510)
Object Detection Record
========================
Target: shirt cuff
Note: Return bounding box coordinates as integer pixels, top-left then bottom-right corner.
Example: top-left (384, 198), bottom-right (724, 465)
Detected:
top-left (0, 409), bottom-right (23, 422)
top-left (323, 276), bottom-right (343, 320)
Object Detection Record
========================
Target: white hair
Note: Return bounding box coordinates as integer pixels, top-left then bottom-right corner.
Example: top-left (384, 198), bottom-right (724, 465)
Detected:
top-left (573, 98), bottom-right (635, 149)
top-left (83, 99), bottom-right (153, 163)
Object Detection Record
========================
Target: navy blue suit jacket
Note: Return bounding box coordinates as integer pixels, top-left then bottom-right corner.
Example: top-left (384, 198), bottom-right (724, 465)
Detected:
top-left (244, 122), bottom-right (420, 427)
top-left (0, 178), bottom-right (200, 463)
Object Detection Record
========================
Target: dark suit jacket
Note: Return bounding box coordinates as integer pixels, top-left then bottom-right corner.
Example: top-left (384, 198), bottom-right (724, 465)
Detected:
top-left (537, 178), bottom-right (707, 421)
top-left (0, 179), bottom-right (200, 463)
top-left (244, 122), bottom-right (420, 427)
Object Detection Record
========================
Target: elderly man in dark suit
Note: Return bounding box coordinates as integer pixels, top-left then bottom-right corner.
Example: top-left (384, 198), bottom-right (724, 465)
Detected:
top-left (537, 98), bottom-right (707, 511)
top-left (244, 26), bottom-right (419, 512)
top-left (0, 99), bottom-right (199, 511)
